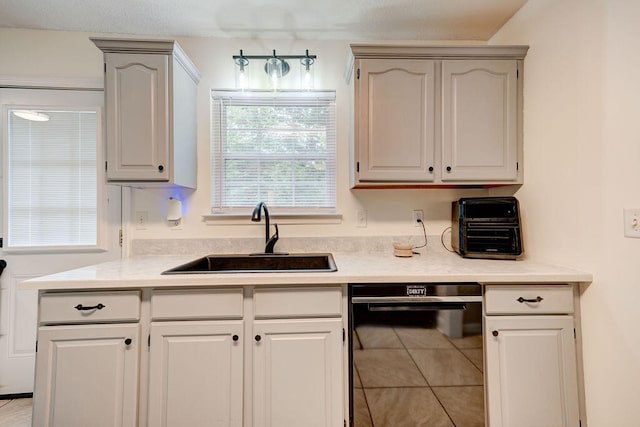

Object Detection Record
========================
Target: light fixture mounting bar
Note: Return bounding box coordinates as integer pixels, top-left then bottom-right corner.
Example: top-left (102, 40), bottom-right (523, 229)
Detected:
top-left (233, 49), bottom-right (317, 61)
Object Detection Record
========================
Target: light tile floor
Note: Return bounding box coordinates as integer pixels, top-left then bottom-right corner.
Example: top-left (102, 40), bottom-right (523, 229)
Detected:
top-left (0, 398), bottom-right (32, 427)
top-left (354, 324), bottom-right (484, 427)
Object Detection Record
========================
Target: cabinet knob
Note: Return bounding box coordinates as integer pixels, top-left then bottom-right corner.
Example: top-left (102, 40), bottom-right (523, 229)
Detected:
top-left (492, 330), bottom-right (499, 337)
top-left (124, 338), bottom-right (132, 345)
top-left (254, 335), bottom-right (262, 342)
top-left (446, 166), bottom-right (452, 172)
top-left (158, 165), bottom-right (164, 172)
top-left (428, 166), bottom-right (434, 173)
top-left (232, 335), bottom-right (239, 342)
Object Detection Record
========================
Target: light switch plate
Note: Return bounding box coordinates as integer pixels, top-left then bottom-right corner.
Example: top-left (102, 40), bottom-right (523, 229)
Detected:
top-left (623, 208), bottom-right (640, 238)
top-left (135, 211), bottom-right (148, 230)
top-left (356, 209), bottom-right (367, 228)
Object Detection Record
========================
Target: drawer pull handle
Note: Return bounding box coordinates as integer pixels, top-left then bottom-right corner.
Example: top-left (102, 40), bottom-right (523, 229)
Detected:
top-left (492, 330), bottom-right (499, 337)
top-left (124, 338), bottom-right (132, 345)
top-left (255, 335), bottom-right (262, 342)
top-left (517, 296), bottom-right (543, 304)
top-left (74, 303), bottom-right (106, 311)
top-left (232, 335), bottom-right (239, 342)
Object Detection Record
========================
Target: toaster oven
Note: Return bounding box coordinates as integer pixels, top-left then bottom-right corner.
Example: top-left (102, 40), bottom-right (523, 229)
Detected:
top-left (451, 197), bottom-right (523, 259)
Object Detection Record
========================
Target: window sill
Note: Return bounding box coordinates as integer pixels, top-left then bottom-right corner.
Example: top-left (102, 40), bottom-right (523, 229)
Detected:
top-left (203, 212), bottom-right (343, 225)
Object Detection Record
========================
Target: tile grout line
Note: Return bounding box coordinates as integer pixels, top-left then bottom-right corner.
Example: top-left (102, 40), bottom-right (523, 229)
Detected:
top-left (394, 326), bottom-right (460, 427)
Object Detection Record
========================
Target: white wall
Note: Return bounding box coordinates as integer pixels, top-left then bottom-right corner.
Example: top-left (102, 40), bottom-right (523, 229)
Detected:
top-left (491, 0), bottom-right (640, 425)
top-left (0, 28), bottom-right (491, 243)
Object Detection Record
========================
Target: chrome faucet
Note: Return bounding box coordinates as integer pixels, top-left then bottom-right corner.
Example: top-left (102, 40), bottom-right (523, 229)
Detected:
top-left (251, 202), bottom-right (279, 254)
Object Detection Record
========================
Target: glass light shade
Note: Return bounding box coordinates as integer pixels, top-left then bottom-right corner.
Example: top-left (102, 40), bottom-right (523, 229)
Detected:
top-left (234, 57), bottom-right (250, 90)
top-left (300, 59), bottom-right (315, 90)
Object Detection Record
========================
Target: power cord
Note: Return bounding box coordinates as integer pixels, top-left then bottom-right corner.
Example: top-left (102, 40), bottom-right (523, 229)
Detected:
top-left (440, 226), bottom-right (456, 253)
top-left (412, 219), bottom-right (428, 254)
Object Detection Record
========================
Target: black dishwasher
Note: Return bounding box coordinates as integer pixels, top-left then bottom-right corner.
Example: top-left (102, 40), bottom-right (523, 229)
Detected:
top-left (349, 283), bottom-right (484, 426)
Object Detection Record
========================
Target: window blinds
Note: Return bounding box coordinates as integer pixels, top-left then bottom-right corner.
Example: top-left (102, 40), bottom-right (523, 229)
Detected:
top-left (211, 91), bottom-right (336, 213)
top-left (6, 110), bottom-right (98, 248)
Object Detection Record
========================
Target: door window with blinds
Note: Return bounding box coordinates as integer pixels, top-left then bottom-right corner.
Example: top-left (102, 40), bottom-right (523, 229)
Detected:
top-left (2, 94), bottom-right (102, 250)
top-left (211, 91), bottom-right (336, 214)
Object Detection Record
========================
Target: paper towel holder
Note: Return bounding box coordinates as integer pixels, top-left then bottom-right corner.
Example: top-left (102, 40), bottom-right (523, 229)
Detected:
top-left (167, 197), bottom-right (182, 225)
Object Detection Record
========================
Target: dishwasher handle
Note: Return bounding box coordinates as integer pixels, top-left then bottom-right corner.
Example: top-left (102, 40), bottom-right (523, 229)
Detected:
top-left (352, 295), bottom-right (481, 312)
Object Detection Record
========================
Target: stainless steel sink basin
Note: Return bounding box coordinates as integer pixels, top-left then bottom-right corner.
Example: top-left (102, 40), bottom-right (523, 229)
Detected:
top-left (162, 253), bottom-right (337, 274)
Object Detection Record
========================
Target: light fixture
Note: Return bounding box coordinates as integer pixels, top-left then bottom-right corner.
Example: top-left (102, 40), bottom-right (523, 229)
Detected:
top-left (300, 50), bottom-right (315, 90)
top-left (234, 50), bottom-right (250, 90)
top-left (12, 110), bottom-right (50, 122)
top-left (232, 49), bottom-right (316, 90)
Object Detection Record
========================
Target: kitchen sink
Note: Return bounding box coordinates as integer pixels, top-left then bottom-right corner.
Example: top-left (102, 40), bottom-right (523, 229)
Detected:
top-left (162, 253), bottom-right (337, 274)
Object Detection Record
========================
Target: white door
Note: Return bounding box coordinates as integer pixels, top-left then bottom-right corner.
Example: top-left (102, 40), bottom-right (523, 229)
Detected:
top-left (253, 318), bottom-right (344, 427)
top-left (0, 87), bottom-right (122, 395)
top-left (32, 323), bottom-right (139, 427)
top-left (357, 59), bottom-right (436, 182)
top-left (147, 321), bottom-right (244, 427)
top-left (484, 315), bottom-right (580, 427)
top-left (105, 53), bottom-right (170, 182)
top-left (441, 60), bottom-right (518, 181)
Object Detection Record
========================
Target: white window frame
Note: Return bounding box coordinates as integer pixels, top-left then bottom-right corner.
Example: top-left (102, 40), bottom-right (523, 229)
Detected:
top-left (1, 89), bottom-right (107, 253)
top-left (209, 90), bottom-right (338, 219)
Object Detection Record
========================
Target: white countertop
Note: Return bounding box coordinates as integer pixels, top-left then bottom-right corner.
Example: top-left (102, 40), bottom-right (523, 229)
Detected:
top-left (21, 244), bottom-right (593, 291)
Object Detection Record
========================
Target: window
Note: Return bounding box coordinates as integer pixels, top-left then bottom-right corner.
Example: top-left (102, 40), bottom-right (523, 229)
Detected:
top-left (4, 108), bottom-right (99, 249)
top-left (211, 91), bottom-right (336, 214)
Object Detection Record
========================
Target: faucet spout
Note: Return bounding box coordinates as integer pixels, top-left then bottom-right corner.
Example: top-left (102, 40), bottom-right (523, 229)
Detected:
top-left (265, 224), bottom-right (279, 254)
top-left (251, 202), bottom-right (279, 254)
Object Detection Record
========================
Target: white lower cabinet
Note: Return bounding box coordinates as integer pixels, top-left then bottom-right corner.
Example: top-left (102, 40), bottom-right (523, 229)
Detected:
top-left (252, 318), bottom-right (344, 427)
top-left (147, 321), bottom-right (244, 427)
top-left (484, 285), bottom-right (581, 427)
top-left (145, 285), bottom-right (346, 427)
top-left (33, 323), bottom-right (140, 427)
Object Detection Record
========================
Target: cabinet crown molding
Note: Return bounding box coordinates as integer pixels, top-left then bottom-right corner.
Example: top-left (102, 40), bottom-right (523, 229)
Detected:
top-left (90, 37), bottom-right (201, 84)
top-left (350, 44), bottom-right (529, 59)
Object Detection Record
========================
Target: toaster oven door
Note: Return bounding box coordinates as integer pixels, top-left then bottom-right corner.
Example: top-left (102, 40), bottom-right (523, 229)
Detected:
top-left (464, 224), bottom-right (522, 257)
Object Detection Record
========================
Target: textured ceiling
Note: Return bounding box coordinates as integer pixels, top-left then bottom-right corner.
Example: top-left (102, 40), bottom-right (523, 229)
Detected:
top-left (0, 0), bottom-right (528, 40)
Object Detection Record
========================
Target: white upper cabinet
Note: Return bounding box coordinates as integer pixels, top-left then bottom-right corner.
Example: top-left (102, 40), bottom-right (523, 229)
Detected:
top-left (92, 38), bottom-right (200, 188)
top-left (442, 60), bottom-right (518, 181)
top-left (348, 45), bottom-right (527, 188)
top-left (356, 59), bottom-right (436, 182)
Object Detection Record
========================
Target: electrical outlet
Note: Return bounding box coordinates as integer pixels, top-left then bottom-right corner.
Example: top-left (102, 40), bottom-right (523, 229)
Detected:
top-left (624, 208), bottom-right (640, 238)
top-left (412, 210), bottom-right (424, 227)
top-left (356, 209), bottom-right (367, 228)
top-left (135, 211), bottom-right (148, 230)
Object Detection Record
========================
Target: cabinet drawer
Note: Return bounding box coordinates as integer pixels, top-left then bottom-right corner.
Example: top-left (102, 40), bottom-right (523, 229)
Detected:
top-left (254, 286), bottom-right (343, 318)
top-left (151, 288), bottom-right (243, 320)
top-left (484, 285), bottom-right (574, 315)
top-left (39, 291), bottom-right (140, 324)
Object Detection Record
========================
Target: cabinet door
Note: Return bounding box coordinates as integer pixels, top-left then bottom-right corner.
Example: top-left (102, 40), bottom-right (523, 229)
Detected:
top-left (33, 324), bottom-right (140, 427)
top-left (253, 318), bottom-right (343, 427)
top-left (105, 52), bottom-right (170, 181)
top-left (484, 315), bottom-right (580, 427)
top-left (147, 321), bottom-right (243, 427)
top-left (442, 60), bottom-right (518, 181)
top-left (356, 59), bottom-right (436, 182)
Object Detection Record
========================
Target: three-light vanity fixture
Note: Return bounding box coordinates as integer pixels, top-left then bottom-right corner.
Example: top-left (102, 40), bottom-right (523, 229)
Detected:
top-left (233, 49), bottom-right (316, 90)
